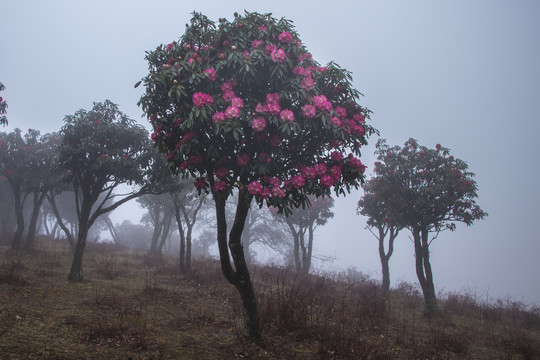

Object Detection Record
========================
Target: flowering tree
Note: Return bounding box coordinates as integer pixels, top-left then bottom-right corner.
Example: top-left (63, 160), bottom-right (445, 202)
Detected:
top-left (357, 163), bottom-right (403, 294)
top-left (57, 100), bottom-right (156, 281)
top-left (367, 138), bottom-right (487, 315)
top-left (274, 196), bottom-right (334, 274)
top-left (137, 11), bottom-right (374, 337)
top-left (0, 83), bottom-right (8, 127)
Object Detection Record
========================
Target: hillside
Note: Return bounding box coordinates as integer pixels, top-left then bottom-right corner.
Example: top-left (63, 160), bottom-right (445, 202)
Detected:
top-left (1, 241), bottom-right (539, 359)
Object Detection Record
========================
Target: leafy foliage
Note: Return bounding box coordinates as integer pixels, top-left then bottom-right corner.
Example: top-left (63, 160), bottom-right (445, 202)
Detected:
top-left (137, 11), bottom-right (375, 212)
top-left (0, 82), bottom-right (7, 126)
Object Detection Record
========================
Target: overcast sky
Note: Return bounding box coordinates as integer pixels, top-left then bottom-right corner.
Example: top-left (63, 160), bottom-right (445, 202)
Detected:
top-left (2, 1), bottom-right (539, 305)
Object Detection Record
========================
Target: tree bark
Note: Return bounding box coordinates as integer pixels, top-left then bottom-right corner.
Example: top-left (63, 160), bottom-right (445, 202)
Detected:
top-left (68, 197), bottom-right (92, 282)
top-left (10, 181), bottom-right (25, 251)
top-left (25, 191), bottom-right (47, 251)
top-left (413, 227), bottom-right (438, 316)
top-left (214, 190), bottom-right (260, 338)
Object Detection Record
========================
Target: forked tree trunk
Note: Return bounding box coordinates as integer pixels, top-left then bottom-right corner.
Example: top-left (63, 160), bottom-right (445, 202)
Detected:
top-left (68, 199), bottom-right (92, 282)
top-left (214, 190), bottom-right (260, 338)
top-left (413, 227), bottom-right (438, 316)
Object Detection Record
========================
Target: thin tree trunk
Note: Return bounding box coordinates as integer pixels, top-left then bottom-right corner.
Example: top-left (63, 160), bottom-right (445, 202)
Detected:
top-left (68, 199), bottom-right (92, 282)
top-left (11, 182), bottom-right (25, 251)
top-left (413, 227), bottom-right (438, 316)
top-left (214, 190), bottom-right (260, 338)
top-left (25, 191), bottom-right (46, 251)
top-left (47, 193), bottom-right (75, 249)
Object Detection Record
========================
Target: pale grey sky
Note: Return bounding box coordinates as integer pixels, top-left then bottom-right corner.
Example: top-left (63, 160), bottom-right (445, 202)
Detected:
top-left (1, 0), bottom-right (539, 304)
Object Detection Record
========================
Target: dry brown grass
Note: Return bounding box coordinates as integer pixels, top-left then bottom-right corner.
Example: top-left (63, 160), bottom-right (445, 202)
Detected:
top-left (1, 241), bottom-right (539, 359)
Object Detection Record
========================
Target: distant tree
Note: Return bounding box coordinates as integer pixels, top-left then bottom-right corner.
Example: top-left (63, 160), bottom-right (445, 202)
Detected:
top-left (57, 100), bottom-right (155, 281)
top-left (0, 176), bottom-right (16, 239)
top-left (369, 138), bottom-right (487, 315)
top-left (138, 194), bottom-right (174, 255)
top-left (357, 176), bottom-right (403, 294)
top-left (274, 196), bottom-right (334, 274)
top-left (115, 220), bottom-right (154, 250)
top-left (0, 128), bottom-right (56, 250)
top-left (0, 82), bottom-right (8, 126)
top-left (138, 12), bottom-right (373, 337)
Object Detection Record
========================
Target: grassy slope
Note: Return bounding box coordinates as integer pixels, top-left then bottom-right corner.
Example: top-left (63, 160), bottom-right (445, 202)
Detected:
top-left (1, 241), bottom-right (539, 360)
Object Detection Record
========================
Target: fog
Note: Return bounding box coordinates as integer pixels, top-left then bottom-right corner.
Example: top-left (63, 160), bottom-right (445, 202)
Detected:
top-left (1, 1), bottom-right (539, 304)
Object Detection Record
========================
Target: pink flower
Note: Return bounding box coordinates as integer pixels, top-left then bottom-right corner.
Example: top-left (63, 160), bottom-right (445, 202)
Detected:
top-left (351, 125), bottom-right (365, 136)
top-left (255, 102), bottom-right (267, 113)
top-left (266, 102), bottom-right (281, 116)
top-left (314, 95), bottom-right (332, 112)
top-left (329, 165), bottom-right (342, 180)
top-left (271, 48), bottom-right (286, 63)
top-left (290, 175), bottom-right (305, 189)
top-left (258, 25), bottom-right (267, 32)
top-left (330, 151), bottom-right (343, 162)
top-left (300, 76), bottom-right (315, 90)
top-left (166, 152), bottom-right (175, 161)
top-left (237, 154), bottom-right (250, 167)
top-left (266, 93), bottom-right (280, 104)
top-left (193, 92), bottom-right (214, 107)
top-left (320, 174), bottom-right (334, 188)
top-left (222, 90), bottom-right (236, 101)
top-left (268, 135), bottom-right (281, 147)
top-left (353, 114), bottom-right (365, 124)
top-left (251, 39), bottom-right (264, 48)
top-left (231, 97), bottom-right (244, 108)
top-left (251, 117), bottom-right (266, 132)
top-left (293, 67), bottom-right (306, 76)
top-left (271, 186), bottom-right (286, 198)
top-left (280, 109), bottom-right (294, 122)
top-left (203, 68), bottom-right (218, 81)
top-left (330, 116), bottom-right (342, 127)
top-left (247, 181), bottom-right (263, 195)
top-left (221, 81), bottom-right (234, 91)
top-left (278, 31), bottom-right (293, 43)
top-left (166, 43), bottom-right (175, 51)
top-left (260, 187), bottom-right (271, 199)
top-left (268, 177), bottom-right (281, 187)
top-left (335, 107), bottom-right (347, 119)
top-left (212, 111), bottom-right (226, 123)
top-left (302, 104), bottom-right (316, 118)
top-left (349, 157), bottom-right (365, 172)
top-left (264, 43), bottom-right (277, 55)
top-left (300, 166), bottom-right (317, 180)
top-left (215, 167), bottom-right (229, 178)
top-left (194, 177), bottom-right (207, 190)
top-left (225, 106), bottom-right (240, 119)
top-left (213, 181), bottom-right (227, 192)
top-left (314, 163), bottom-right (327, 176)
top-left (317, 66), bottom-right (328, 72)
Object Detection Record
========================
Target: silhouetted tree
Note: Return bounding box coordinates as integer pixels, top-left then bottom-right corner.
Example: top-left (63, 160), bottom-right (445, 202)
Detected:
top-left (57, 100), bottom-right (155, 281)
top-left (368, 138), bottom-right (487, 315)
top-left (138, 12), bottom-right (374, 336)
top-left (357, 176), bottom-right (403, 294)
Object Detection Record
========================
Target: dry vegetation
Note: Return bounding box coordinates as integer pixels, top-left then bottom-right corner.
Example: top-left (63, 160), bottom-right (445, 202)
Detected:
top-left (1, 239), bottom-right (539, 359)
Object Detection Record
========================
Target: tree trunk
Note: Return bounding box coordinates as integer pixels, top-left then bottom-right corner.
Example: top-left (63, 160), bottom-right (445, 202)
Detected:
top-left (157, 214), bottom-right (172, 253)
top-left (413, 227), bottom-right (438, 316)
top-left (25, 192), bottom-right (46, 251)
top-left (175, 205), bottom-right (187, 273)
top-left (68, 221), bottom-right (88, 282)
top-left (11, 182), bottom-right (25, 251)
top-left (214, 190), bottom-right (260, 338)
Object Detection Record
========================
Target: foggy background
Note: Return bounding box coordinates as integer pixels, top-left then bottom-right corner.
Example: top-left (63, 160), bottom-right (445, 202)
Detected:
top-left (1, 1), bottom-right (539, 304)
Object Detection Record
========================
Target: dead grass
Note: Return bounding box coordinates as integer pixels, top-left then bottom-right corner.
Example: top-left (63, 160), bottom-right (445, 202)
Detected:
top-left (1, 242), bottom-right (539, 359)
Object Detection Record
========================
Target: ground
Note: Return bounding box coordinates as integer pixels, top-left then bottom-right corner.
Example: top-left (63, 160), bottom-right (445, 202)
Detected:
top-left (1, 240), bottom-right (539, 359)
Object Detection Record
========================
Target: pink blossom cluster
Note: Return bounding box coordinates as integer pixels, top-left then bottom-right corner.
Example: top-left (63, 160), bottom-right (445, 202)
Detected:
top-left (278, 31), bottom-right (292, 43)
top-left (203, 68), bottom-right (217, 81)
top-left (193, 92), bottom-right (214, 107)
top-left (314, 95), bottom-right (332, 112)
top-left (213, 180), bottom-right (227, 192)
top-left (271, 48), bottom-right (286, 63)
top-left (301, 104), bottom-right (316, 118)
top-left (256, 93), bottom-right (281, 116)
top-left (194, 177), bottom-right (207, 190)
top-left (280, 109), bottom-right (294, 122)
top-left (252, 117), bottom-right (266, 132)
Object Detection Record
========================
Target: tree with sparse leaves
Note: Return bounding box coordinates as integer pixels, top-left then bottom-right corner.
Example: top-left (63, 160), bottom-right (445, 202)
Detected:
top-left (57, 100), bottom-right (156, 282)
top-left (137, 11), bottom-right (374, 337)
top-left (361, 138), bottom-right (487, 315)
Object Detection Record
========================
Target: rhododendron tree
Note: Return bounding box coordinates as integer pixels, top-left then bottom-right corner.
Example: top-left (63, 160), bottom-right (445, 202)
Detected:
top-left (57, 100), bottom-right (157, 282)
top-left (273, 196), bottom-right (335, 274)
top-left (137, 11), bottom-right (374, 337)
top-left (359, 138), bottom-right (487, 315)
